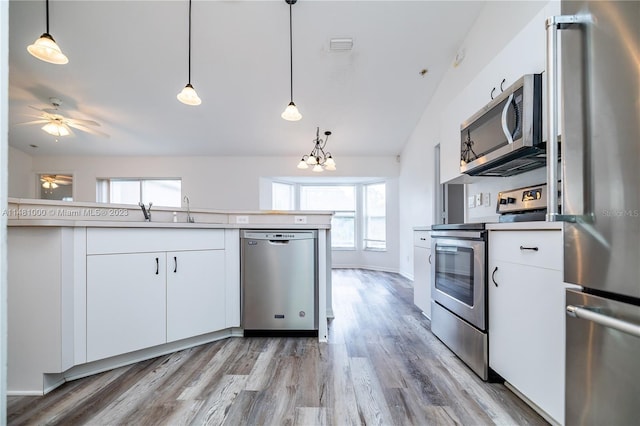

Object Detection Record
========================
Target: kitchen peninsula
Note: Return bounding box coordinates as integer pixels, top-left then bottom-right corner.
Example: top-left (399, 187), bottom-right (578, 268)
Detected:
top-left (6, 198), bottom-right (332, 395)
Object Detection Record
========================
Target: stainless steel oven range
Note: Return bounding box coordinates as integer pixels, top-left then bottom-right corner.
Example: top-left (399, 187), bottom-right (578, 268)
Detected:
top-left (430, 223), bottom-right (488, 380)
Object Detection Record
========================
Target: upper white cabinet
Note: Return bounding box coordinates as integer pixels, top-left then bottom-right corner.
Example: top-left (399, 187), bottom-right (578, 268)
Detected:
top-left (489, 228), bottom-right (575, 425)
top-left (413, 230), bottom-right (431, 317)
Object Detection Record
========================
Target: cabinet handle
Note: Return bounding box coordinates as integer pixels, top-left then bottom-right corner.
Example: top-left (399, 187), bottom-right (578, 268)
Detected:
top-left (155, 257), bottom-right (159, 275)
top-left (428, 254), bottom-right (432, 264)
top-left (174, 256), bottom-right (177, 273)
top-left (420, 237), bottom-right (427, 241)
top-left (491, 266), bottom-right (499, 287)
top-left (519, 246), bottom-right (539, 251)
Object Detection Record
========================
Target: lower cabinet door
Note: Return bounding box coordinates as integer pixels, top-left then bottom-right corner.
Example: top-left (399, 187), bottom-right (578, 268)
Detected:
top-left (413, 245), bottom-right (431, 317)
top-left (489, 261), bottom-right (566, 424)
top-left (87, 253), bottom-right (167, 362)
top-left (167, 250), bottom-right (226, 342)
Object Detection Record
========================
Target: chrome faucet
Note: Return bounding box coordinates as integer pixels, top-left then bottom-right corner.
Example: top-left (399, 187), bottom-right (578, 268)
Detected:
top-left (138, 202), bottom-right (152, 221)
top-left (183, 196), bottom-right (194, 223)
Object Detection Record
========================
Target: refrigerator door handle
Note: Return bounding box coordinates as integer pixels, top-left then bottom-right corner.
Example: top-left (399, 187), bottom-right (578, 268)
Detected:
top-left (545, 14), bottom-right (589, 223)
top-left (567, 305), bottom-right (640, 338)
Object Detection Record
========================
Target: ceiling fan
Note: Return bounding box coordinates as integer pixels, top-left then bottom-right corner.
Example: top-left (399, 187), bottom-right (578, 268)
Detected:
top-left (20, 97), bottom-right (109, 138)
top-left (40, 174), bottom-right (72, 189)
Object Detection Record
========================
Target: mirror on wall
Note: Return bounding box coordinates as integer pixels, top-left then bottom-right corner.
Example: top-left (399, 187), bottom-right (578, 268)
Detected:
top-left (38, 174), bottom-right (73, 201)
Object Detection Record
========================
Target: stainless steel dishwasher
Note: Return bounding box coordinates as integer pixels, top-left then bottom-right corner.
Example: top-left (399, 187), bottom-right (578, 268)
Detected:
top-left (241, 230), bottom-right (318, 335)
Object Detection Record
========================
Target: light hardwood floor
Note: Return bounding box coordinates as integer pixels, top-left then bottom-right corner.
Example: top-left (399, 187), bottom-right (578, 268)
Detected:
top-left (7, 269), bottom-right (546, 425)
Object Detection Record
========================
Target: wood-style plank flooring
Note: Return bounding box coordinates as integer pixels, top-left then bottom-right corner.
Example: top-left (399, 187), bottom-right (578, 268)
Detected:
top-left (7, 269), bottom-right (547, 425)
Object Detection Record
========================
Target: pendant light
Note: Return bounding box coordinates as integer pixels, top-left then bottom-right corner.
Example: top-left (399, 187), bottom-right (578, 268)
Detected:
top-left (281, 0), bottom-right (301, 121)
top-left (177, 0), bottom-right (202, 106)
top-left (27, 0), bottom-right (69, 64)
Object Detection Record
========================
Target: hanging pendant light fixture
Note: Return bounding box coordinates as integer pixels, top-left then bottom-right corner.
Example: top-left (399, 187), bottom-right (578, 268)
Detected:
top-left (27, 0), bottom-right (69, 64)
top-left (281, 0), bottom-right (302, 121)
top-left (177, 0), bottom-right (202, 106)
top-left (297, 127), bottom-right (336, 172)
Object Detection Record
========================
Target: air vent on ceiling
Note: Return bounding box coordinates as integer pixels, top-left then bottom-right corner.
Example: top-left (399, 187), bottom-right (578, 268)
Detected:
top-left (329, 38), bottom-right (353, 51)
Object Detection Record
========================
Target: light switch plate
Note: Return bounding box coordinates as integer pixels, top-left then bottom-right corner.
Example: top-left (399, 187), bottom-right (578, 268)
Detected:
top-left (467, 195), bottom-right (476, 209)
top-left (483, 193), bottom-right (491, 207)
top-left (236, 215), bottom-right (249, 224)
top-left (475, 193), bottom-right (482, 207)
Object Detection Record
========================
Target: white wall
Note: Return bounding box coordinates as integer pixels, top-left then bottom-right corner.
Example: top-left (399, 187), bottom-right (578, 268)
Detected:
top-left (398, 1), bottom-right (557, 278)
top-left (21, 154), bottom-right (398, 210)
top-left (8, 146), bottom-right (33, 198)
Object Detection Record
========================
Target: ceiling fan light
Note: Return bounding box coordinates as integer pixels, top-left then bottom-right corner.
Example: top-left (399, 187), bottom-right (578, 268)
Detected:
top-left (27, 33), bottom-right (68, 65)
top-left (177, 84), bottom-right (202, 106)
top-left (281, 102), bottom-right (302, 121)
top-left (297, 159), bottom-right (309, 169)
top-left (42, 181), bottom-right (58, 189)
top-left (42, 122), bottom-right (70, 137)
top-left (325, 156), bottom-right (336, 167)
top-left (306, 156), bottom-right (318, 165)
top-left (312, 164), bottom-right (324, 173)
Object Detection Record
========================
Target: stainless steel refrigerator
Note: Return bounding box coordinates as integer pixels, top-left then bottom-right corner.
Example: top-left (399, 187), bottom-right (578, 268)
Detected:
top-left (546, 1), bottom-right (640, 424)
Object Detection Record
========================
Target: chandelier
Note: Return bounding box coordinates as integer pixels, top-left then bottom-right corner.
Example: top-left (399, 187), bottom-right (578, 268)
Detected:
top-left (297, 127), bottom-right (336, 172)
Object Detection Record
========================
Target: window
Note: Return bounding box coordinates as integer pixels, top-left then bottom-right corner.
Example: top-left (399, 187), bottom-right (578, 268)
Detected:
top-left (96, 178), bottom-right (182, 207)
top-left (364, 182), bottom-right (386, 250)
top-left (270, 181), bottom-right (387, 251)
top-left (300, 185), bottom-right (356, 249)
top-left (272, 182), bottom-right (294, 210)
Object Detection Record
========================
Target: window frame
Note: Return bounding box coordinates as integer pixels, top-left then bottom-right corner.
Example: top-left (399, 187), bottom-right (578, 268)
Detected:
top-left (96, 178), bottom-right (183, 208)
top-left (363, 181), bottom-right (387, 251)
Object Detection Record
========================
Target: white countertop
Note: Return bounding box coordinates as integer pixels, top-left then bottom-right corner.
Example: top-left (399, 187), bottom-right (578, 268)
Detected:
top-left (6, 198), bottom-right (333, 229)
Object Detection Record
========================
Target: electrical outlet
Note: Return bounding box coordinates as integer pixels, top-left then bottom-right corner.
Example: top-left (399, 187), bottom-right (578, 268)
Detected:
top-left (483, 193), bottom-right (491, 207)
top-left (294, 216), bottom-right (307, 224)
top-left (475, 193), bottom-right (482, 207)
top-left (236, 215), bottom-right (249, 224)
top-left (467, 195), bottom-right (476, 209)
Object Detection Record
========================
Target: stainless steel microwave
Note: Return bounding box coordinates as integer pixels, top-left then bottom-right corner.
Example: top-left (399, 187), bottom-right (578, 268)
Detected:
top-left (460, 74), bottom-right (544, 177)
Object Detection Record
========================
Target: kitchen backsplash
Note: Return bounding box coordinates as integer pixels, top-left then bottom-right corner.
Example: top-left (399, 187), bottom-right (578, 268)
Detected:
top-left (465, 166), bottom-right (548, 223)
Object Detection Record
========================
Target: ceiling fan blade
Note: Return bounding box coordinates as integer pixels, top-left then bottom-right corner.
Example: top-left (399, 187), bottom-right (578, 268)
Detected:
top-left (66, 122), bottom-right (110, 138)
top-left (16, 120), bottom-right (50, 125)
top-left (67, 117), bottom-right (101, 127)
top-left (28, 105), bottom-right (47, 112)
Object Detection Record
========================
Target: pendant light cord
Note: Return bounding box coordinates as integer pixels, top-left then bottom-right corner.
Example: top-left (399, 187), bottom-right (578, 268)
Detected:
top-left (45, 0), bottom-right (50, 34)
top-left (288, 2), bottom-right (293, 103)
top-left (188, 0), bottom-right (192, 84)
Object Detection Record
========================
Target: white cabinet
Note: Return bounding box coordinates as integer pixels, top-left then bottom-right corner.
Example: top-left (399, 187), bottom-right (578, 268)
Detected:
top-left (167, 250), bottom-right (226, 342)
top-left (489, 229), bottom-right (575, 425)
top-left (86, 228), bottom-right (228, 362)
top-left (413, 230), bottom-right (432, 317)
top-left (87, 253), bottom-right (167, 362)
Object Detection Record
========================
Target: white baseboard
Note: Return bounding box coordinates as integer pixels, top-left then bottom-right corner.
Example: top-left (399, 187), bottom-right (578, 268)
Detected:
top-left (400, 271), bottom-right (414, 281)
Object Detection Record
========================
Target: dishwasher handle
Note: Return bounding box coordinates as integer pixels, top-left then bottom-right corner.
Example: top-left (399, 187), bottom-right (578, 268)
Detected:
top-left (268, 240), bottom-right (290, 245)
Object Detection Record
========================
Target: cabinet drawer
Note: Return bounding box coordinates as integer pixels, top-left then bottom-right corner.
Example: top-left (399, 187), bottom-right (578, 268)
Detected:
top-left (489, 230), bottom-right (562, 270)
top-left (414, 231), bottom-right (431, 248)
top-left (87, 228), bottom-right (225, 254)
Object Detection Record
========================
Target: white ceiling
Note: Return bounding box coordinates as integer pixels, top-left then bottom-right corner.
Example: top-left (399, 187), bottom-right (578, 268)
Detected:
top-left (8, 0), bottom-right (485, 158)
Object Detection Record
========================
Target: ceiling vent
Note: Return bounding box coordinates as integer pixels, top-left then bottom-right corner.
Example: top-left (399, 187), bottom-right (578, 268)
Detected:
top-left (329, 38), bottom-right (353, 51)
